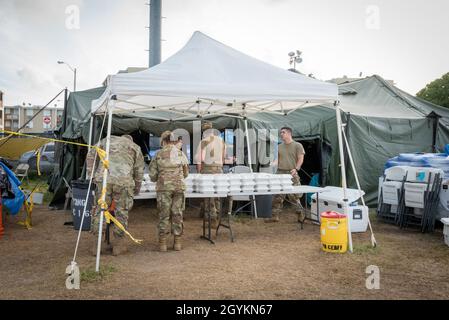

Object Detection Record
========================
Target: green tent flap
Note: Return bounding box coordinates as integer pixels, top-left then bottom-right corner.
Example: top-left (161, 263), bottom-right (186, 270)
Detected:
top-left (49, 75), bottom-right (449, 208)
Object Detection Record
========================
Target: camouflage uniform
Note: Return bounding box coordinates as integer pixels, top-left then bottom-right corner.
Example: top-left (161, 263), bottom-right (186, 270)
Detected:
top-left (197, 132), bottom-right (225, 222)
top-left (272, 169), bottom-right (302, 217)
top-left (86, 135), bottom-right (145, 238)
top-left (201, 164), bottom-right (223, 221)
top-left (148, 143), bottom-right (189, 237)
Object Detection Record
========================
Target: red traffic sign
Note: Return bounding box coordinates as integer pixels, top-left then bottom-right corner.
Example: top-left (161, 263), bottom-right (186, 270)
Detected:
top-left (43, 116), bottom-right (51, 124)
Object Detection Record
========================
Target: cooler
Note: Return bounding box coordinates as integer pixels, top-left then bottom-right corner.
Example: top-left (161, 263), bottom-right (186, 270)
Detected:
top-left (320, 211), bottom-right (348, 253)
top-left (311, 186), bottom-right (366, 232)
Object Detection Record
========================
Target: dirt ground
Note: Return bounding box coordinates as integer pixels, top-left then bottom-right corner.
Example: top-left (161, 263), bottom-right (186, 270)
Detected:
top-left (1, 200), bottom-right (449, 300)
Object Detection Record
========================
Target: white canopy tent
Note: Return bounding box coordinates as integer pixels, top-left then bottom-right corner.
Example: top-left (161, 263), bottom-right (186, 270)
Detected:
top-left (92, 31), bottom-right (337, 117)
top-left (88, 31), bottom-right (361, 271)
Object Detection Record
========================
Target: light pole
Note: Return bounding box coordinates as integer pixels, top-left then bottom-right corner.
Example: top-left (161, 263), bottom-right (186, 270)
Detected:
top-left (288, 50), bottom-right (303, 72)
top-left (57, 61), bottom-right (77, 92)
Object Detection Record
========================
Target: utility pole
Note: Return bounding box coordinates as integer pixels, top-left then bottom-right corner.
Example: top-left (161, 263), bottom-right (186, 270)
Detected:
top-left (149, 0), bottom-right (162, 67)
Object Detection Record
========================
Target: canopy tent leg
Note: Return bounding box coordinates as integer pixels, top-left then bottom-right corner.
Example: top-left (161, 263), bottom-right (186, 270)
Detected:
top-left (244, 118), bottom-right (258, 219)
top-left (341, 124), bottom-right (377, 248)
top-left (86, 115), bottom-right (95, 179)
top-left (95, 104), bottom-right (114, 272)
top-left (335, 103), bottom-right (353, 253)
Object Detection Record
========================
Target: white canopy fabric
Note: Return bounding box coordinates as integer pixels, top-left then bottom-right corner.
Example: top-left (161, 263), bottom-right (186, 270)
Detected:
top-left (92, 31), bottom-right (338, 116)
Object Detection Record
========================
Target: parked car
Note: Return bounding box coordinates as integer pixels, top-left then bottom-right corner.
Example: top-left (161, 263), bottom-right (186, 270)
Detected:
top-left (19, 143), bottom-right (56, 173)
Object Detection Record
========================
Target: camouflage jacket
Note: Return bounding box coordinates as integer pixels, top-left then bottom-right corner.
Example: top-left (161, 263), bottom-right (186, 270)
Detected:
top-left (148, 144), bottom-right (189, 192)
top-left (86, 135), bottom-right (145, 188)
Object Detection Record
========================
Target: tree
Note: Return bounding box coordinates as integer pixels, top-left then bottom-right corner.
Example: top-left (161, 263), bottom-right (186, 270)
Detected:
top-left (417, 72), bottom-right (449, 108)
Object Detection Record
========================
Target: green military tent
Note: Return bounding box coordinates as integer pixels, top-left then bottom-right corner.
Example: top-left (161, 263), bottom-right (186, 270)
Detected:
top-left (49, 74), bottom-right (449, 208)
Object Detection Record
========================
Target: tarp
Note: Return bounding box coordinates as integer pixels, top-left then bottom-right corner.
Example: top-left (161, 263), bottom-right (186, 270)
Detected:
top-left (61, 86), bottom-right (105, 141)
top-left (338, 75), bottom-right (449, 122)
top-left (0, 137), bottom-right (47, 160)
top-left (0, 162), bottom-right (25, 215)
top-left (92, 31), bottom-right (337, 116)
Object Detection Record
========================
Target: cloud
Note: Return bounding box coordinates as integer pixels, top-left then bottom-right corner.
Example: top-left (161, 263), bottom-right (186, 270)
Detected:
top-left (0, 0), bottom-right (448, 106)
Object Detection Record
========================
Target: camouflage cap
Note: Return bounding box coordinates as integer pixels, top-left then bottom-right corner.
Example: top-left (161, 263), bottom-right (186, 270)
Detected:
top-left (161, 130), bottom-right (175, 145)
top-left (202, 121), bottom-right (213, 130)
top-left (122, 134), bottom-right (133, 142)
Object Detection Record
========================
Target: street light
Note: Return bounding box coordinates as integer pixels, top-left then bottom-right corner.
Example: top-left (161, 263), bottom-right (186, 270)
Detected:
top-left (288, 50), bottom-right (303, 71)
top-left (57, 61), bottom-right (77, 92)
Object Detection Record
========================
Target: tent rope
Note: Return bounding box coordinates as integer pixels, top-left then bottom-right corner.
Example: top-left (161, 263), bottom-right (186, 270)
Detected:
top-left (71, 112), bottom-right (108, 264)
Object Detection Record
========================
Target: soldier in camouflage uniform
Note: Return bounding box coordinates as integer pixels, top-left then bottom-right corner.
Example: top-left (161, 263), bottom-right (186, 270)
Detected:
top-left (195, 122), bottom-right (226, 228)
top-left (86, 134), bottom-right (145, 256)
top-left (149, 131), bottom-right (189, 252)
top-left (267, 127), bottom-right (305, 223)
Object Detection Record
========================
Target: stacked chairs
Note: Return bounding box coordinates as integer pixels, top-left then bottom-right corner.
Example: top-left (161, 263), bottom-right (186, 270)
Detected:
top-left (378, 166), bottom-right (443, 233)
top-left (377, 166), bottom-right (408, 224)
top-left (398, 168), bottom-right (443, 232)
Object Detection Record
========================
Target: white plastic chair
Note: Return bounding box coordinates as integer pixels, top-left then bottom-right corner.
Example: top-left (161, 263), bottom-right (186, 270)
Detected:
top-left (15, 164), bottom-right (30, 184)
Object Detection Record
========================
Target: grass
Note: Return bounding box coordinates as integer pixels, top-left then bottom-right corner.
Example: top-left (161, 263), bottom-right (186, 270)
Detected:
top-left (80, 264), bottom-right (118, 283)
top-left (19, 172), bottom-right (52, 205)
top-left (231, 213), bottom-right (253, 224)
top-left (352, 243), bottom-right (380, 255)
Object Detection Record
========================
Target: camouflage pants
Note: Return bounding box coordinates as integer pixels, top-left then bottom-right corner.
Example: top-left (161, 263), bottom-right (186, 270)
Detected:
top-left (91, 184), bottom-right (134, 238)
top-left (157, 191), bottom-right (185, 236)
top-left (201, 165), bottom-right (223, 219)
top-left (272, 170), bottom-right (303, 215)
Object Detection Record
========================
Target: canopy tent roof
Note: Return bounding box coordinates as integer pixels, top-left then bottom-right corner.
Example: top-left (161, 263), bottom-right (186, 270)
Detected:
top-left (92, 31), bottom-right (338, 117)
top-left (337, 75), bottom-right (449, 122)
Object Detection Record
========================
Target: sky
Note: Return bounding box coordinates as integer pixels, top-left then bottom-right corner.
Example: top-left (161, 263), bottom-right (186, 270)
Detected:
top-left (0, 0), bottom-right (448, 107)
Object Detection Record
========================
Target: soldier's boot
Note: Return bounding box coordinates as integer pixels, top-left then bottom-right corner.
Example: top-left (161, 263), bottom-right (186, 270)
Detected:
top-left (173, 235), bottom-right (182, 251)
top-left (297, 210), bottom-right (306, 223)
top-left (90, 235), bottom-right (112, 256)
top-left (264, 212), bottom-right (280, 223)
top-left (112, 236), bottom-right (128, 256)
top-left (159, 234), bottom-right (168, 252)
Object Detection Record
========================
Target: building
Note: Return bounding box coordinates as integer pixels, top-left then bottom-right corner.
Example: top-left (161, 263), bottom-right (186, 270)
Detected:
top-left (0, 90), bottom-right (3, 130)
top-left (3, 104), bottom-right (64, 133)
top-left (102, 67), bottom-right (147, 86)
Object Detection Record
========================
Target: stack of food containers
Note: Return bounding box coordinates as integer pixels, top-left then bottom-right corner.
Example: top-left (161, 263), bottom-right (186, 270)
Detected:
top-left (214, 174), bottom-right (230, 194)
top-left (184, 174), bottom-right (196, 194)
top-left (196, 174), bottom-right (215, 194)
top-left (254, 173), bottom-right (270, 192)
top-left (142, 174), bottom-right (156, 193)
top-left (229, 174), bottom-right (242, 193)
top-left (241, 174), bottom-right (256, 193)
top-left (279, 174), bottom-right (294, 191)
top-left (268, 175), bottom-right (282, 192)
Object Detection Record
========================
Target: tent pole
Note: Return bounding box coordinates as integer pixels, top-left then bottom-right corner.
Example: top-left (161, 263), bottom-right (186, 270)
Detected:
top-left (95, 104), bottom-right (113, 272)
top-left (335, 103), bottom-right (353, 253)
top-left (341, 125), bottom-right (377, 248)
top-left (86, 115), bottom-right (94, 179)
top-left (244, 118), bottom-right (258, 219)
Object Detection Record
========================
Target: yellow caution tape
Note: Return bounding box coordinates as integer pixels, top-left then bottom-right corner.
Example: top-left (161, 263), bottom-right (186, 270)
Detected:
top-left (0, 130), bottom-right (109, 169)
top-left (97, 188), bottom-right (142, 244)
top-left (98, 188), bottom-right (108, 210)
top-left (104, 210), bottom-right (143, 244)
top-left (36, 149), bottom-right (41, 176)
top-left (18, 192), bottom-right (33, 230)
